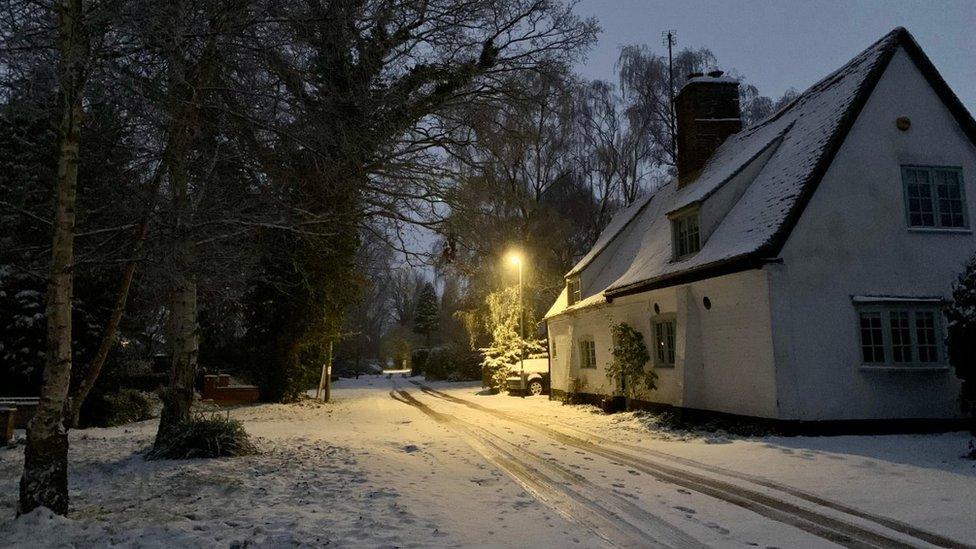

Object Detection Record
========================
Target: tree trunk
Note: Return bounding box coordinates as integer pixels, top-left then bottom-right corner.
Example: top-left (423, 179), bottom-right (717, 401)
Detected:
top-left (19, 0), bottom-right (86, 517)
top-left (154, 279), bottom-right (198, 446)
top-left (67, 170), bottom-right (162, 429)
top-left (66, 261), bottom-right (137, 428)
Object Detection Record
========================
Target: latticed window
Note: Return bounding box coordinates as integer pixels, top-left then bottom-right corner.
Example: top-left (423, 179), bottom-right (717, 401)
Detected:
top-left (652, 318), bottom-right (676, 367)
top-left (856, 303), bottom-right (944, 367)
top-left (672, 212), bottom-right (701, 259)
top-left (579, 339), bottom-right (596, 369)
top-left (902, 166), bottom-right (967, 229)
top-left (859, 312), bottom-right (885, 363)
top-left (567, 277), bottom-right (581, 305)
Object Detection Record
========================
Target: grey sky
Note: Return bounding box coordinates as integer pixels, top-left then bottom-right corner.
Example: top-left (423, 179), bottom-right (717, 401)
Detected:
top-left (574, 0), bottom-right (976, 112)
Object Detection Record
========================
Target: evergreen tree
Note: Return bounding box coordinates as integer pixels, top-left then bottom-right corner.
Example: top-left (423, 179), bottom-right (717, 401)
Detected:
top-left (946, 255), bottom-right (976, 427)
top-left (480, 287), bottom-right (545, 392)
top-left (413, 283), bottom-right (440, 348)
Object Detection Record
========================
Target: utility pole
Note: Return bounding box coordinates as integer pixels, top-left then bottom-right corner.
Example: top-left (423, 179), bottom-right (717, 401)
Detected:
top-left (662, 29), bottom-right (677, 146)
top-left (517, 257), bottom-right (525, 398)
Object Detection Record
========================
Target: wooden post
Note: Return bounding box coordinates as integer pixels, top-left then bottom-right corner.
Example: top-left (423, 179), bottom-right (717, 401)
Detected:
top-left (317, 339), bottom-right (334, 402)
top-left (324, 340), bottom-right (333, 403)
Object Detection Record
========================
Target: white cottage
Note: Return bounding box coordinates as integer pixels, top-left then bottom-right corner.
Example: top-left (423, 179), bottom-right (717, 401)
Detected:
top-left (544, 28), bottom-right (976, 430)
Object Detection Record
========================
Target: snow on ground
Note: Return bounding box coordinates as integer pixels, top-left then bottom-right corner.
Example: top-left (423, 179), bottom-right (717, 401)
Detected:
top-left (1, 375), bottom-right (974, 548)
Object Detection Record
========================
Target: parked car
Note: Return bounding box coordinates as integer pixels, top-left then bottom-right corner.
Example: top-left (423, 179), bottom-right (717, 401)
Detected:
top-left (505, 357), bottom-right (550, 396)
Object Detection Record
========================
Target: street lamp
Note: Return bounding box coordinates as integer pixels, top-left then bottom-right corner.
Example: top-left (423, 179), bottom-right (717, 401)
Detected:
top-left (507, 251), bottom-right (525, 396)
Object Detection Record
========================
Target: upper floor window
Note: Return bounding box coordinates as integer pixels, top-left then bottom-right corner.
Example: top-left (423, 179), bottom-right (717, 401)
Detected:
top-left (567, 277), bottom-right (581, 305)
top-left (902, 166), bottom-right (967, 229)
top-left (579, 339), bottom-right (597, 369)
top-left (672, 210), bottom-right (701, 259)
top-left (651, 316), bottom-right (676, 368)
top-left (855, 300), bottom-right (944, 367)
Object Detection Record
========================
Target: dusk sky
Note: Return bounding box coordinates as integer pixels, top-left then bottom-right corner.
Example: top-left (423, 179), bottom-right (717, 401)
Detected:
top-left (574, 0), bottom-right (976, 112)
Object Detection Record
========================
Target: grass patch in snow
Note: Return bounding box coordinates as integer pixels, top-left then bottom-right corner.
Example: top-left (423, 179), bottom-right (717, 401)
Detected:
top-left (147, 413), bottom-right (257, 460)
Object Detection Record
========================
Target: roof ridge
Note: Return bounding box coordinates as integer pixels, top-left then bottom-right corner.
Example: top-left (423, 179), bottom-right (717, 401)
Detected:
top-left (740, 27), bottom-right (905, 135)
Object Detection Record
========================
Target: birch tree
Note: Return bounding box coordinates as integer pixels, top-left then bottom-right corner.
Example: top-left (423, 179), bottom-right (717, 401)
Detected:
top-left (18, 0), bottom-right (90, 516)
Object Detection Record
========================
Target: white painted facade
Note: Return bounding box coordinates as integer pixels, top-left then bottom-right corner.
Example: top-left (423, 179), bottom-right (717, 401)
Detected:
top-left (545, 40), bottom-right (976, 422)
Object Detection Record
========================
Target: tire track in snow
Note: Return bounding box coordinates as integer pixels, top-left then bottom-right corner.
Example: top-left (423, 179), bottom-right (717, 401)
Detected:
top-left (389, 386), bottom-right (705, 549)
top-left (412, 381), bottom-right (964, 549)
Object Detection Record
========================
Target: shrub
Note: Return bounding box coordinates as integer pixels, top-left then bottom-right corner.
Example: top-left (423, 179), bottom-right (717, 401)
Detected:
top-left (946, 255), bottom-right (976, 421)
top-left (79, 389), bottom-right (159, 428)
top-left (424, 345), bottom-right (455, 380)
top-left (147, 413), bottom-right (257, 460)
top-left (606, 322), bottom-right (656, 402)
top-left (453, 351), bottom-right (483, 381)
top-left (410, 348), bottom-right (430, 377)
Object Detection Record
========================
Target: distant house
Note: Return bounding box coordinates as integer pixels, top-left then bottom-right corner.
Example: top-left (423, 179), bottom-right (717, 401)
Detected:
top-left (544, 28), bottom-right (976, 429)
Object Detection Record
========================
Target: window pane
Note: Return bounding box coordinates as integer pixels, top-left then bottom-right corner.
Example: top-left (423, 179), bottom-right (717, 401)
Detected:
top-left (889, 311), bottom-right (912, 362)
top-left (914, 311), bottom-right (938, 362)
top-left (654, 323), bottom-right (666, 363)
top-left (935, 169), bottom-right (966, 228)
top-left (905, 168), bottom-right (935, 227)
top-left (687, 217), bottom-right (700, 253)
top-left (859, 312), bottom-right (885, 363)
top-left (665, 321), bottom-right (676, 364)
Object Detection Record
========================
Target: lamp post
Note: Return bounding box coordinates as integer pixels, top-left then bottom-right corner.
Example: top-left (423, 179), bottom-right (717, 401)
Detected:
top-left (507, 252), bottom-right (525, 396)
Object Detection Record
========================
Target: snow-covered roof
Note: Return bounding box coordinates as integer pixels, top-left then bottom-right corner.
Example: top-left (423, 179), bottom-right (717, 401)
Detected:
top-left (549, 27), bottom-right (976, 317)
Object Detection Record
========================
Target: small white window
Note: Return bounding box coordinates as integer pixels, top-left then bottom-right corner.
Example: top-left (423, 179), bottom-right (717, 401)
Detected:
top-left (568, 277), bottom-right (581, 305)
top-left (651, 316), bottom-right (676, 368)
top-left (672, 211), bottom-right (701, 259)
top-left (902, 166), bottom-right (968, 229)
top-left (855, 302), bottom-right (945, 367)
top-left (579, 339), bottom-right (596, 369)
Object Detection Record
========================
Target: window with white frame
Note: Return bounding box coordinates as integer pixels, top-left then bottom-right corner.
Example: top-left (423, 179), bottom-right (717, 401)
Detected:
top-left (651, 316), bottom-right (676, 367)
top-left (579, 339), bottom-right (596, 369)
top-left (855, 301), bottom-right (945, 367)
top-left (902, 166), bottom-right (968, 229)
top-left (672, 211), bottom-right (701, 259)
top-left (567, 277), bottom-right (581, 305)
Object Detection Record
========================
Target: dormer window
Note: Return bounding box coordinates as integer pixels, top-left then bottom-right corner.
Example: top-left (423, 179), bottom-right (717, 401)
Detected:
top-left (671, 209), bottom-right (701, 259)
top-left (567, 277), bottom-right (581, 305)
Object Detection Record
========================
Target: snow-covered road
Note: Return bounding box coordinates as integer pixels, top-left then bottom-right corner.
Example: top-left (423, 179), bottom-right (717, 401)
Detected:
top-left (2, 375), bottom-right (974, 548)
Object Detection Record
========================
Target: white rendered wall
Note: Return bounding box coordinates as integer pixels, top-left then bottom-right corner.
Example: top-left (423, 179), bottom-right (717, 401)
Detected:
top-left (546, 269), bottom-right (778, 418)
top-left (771, 47), bottom-right (974, 420)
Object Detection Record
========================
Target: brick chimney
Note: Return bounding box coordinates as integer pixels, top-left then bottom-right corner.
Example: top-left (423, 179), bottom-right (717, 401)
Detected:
top-left (674, 70), bottom-right (742, 186)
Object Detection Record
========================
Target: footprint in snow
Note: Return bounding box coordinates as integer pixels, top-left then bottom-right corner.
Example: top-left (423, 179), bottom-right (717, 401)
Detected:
top-left (674, 506), bottom-right (696, 514)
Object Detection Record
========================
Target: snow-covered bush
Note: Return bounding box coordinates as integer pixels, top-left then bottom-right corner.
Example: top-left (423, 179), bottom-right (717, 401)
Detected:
top-left (410, 347), bottom-right (430, 377)
top-left (80, 389), bottom-right (159, 428)
top-left (147, 413), bottom-right (257, 460)
top-left (605, 322), bottom-right (656, 402)
top-left (424, 345), bottom-right (456, 380)
top-left (946, 255), bottom-right (976, 423)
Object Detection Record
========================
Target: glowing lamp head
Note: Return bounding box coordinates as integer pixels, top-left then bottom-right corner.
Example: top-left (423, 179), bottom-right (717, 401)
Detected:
top-left (507, 252), bottom-right (523, 266)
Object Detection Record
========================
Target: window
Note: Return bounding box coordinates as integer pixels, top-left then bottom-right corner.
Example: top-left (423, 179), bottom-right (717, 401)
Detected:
top-left (856, 303), bottom-right (945, 367)
top-left (579, 339), bottom-right (596, 369)
top-left (652, 318), bottom-right (676, 367)
top-left (567, 277), bottom-right (581, 305)
top-left (902, 166), bottom-right (967, 229)
top-left (672, 211), bottom-right (701, 259)
top-left (859, 312), bottom-right (885, 363)
top-left (550, 338), bottom-right (557, 359)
